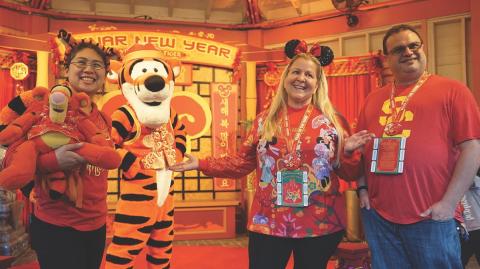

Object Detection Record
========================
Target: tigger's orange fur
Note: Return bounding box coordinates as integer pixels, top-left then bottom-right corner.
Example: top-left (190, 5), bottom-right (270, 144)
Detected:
top-left (105, 43), bottom-right (186, 269)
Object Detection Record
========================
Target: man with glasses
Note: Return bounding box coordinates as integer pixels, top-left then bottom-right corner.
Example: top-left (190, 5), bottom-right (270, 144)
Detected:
top-left (353, 24), bottom-right (480, 268)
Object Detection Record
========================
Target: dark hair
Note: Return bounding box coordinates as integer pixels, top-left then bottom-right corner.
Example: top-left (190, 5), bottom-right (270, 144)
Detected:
top-left (64, 42), bottom-right (109, 69)
top-left (382, 24), bottom-right (423, 55)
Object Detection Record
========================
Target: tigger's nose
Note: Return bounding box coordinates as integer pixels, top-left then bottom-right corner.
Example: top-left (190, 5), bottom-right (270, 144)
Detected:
top-left (144, 75), bottom-right (165, 92)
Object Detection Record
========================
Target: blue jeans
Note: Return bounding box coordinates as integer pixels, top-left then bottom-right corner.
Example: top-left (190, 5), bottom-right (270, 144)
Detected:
top-left (361, 208), bottom-right (462, 269)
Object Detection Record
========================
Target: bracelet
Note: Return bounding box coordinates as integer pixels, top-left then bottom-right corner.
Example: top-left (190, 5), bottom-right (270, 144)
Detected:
top-left (356, 185), bottom-right (368, 197)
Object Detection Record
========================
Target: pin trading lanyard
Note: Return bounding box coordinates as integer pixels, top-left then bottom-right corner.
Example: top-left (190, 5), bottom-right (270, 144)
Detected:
top-left (385, 72), bottom-right (430, 134)
top-left (282, 104), bottom-right (313, 154)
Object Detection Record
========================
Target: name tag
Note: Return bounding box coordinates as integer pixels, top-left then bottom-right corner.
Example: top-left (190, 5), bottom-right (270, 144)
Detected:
top-left (276, 170), bottom-right (308, 207)
top-left (371, 137), bottom-right (406, 174)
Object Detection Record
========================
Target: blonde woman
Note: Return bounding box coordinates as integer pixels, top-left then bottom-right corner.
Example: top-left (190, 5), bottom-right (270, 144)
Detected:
top-left (170, 39), bottom-right (372, 269)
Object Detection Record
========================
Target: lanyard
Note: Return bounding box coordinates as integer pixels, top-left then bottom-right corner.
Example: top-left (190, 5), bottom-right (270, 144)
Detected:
top-left (384, 72), bottom-right (430, 136)
top-left (283, 104), bottom-right (313, 154)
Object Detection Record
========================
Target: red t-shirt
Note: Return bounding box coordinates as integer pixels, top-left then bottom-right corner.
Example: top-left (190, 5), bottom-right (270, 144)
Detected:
top-left (199, 105), bottom-right (361, 238)
top-left (357, 75), bottom-right (480, 224)
top-left (34, 104), bottom-right (110, 231)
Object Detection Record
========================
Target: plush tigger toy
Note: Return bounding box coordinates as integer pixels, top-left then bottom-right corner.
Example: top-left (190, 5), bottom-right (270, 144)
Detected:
top-left (105, 43), bottom-right (186, 269)
top-left (0, 85), bottom-right (121, 207)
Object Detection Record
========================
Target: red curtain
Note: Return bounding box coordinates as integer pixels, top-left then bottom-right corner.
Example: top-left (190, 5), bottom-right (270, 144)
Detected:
top-left (327, 74), bottom-right (374, 126)
top-left (0, 70), bottom-right (16, 109)
top-left (0, 70), bottom-right (36, 109)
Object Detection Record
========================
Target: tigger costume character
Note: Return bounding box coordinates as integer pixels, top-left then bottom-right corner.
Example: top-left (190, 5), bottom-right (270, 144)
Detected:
top-left (105, 43), bottom-right (186, 269)
top-left (0, 85), bottom-right (121, 207)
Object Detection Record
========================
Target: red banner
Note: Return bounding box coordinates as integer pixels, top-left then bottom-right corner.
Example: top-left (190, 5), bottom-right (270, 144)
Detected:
top-left (211, 83), bottom-right (238, 191)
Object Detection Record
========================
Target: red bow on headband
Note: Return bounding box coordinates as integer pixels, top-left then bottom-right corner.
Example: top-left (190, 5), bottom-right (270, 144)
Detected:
top-left (294, 40), bottom-right (322, 57)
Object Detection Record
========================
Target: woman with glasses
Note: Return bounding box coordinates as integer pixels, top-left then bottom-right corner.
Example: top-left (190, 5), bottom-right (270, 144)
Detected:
top-left (0, 33), bottom-right (118, 268)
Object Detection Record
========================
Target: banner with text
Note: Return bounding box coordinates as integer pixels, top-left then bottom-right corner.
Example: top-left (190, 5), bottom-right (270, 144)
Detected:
top-left (211, 83), bottom-right (238, 191)
top-left (72, 31), bottom-right (238, 68)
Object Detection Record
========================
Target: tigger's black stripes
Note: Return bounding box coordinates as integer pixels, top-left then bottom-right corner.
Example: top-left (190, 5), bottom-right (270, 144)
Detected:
top-left (154, 220), bottom-right (172, 230)
top-left (143, 183), bottom-right (157, 190)
top-left (137, 225), bottom-right (154, 234)
top-left (123, 172), bottom-right (151, 181)
top-left (120, 152), bottom-right (136, 171)
top-left (146, 255), bottom-right (169, 265)
top-left (8, 96), bottom-right (27, 115)
top-left (114, 214), bottom-right (150, 224)
top-left (106, 254), bottom-right (132, 265)
top-left (128, 248), bottom-right (142, 255)
top-left (147, 238), bottom-right (172, 248)
top-left (120, 194), bottom-right (154, 201)
top-left (176, 142), bottom-right (186, 154)
top-left (112, 121), bottom-right (130, 140)
top-left (112, 236), bottom-right (143, 246)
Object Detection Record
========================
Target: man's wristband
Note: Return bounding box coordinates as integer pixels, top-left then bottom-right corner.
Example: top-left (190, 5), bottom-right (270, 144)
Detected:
top-left (356, 185), bottom-right (368, 197)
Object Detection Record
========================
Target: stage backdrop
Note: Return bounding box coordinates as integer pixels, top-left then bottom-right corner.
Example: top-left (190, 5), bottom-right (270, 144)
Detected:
top-left (56, 31), bottom-right (242, 208)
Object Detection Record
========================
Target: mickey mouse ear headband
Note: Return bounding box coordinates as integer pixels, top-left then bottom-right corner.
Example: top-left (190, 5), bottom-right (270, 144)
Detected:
top-left (57, 29), bottom-right (122, 64)
top-left (284, 39), bottom-right (334, 66)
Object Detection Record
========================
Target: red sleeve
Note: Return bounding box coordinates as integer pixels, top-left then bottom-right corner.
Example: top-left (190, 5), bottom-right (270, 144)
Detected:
top-left (449, 81), bottom-right (480, 145)
top-left (37, 151), bottom-right (60, 174)
top-left (335, 150), bottom-right (363, 180)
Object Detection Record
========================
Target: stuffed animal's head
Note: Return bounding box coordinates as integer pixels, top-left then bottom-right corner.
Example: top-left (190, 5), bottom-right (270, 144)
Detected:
top-left (49, 85), bottom-right (72, 123)
top-left (108, 43), bottom-right (181, 128)
top-left (49, 85), bottom-right (90, 123)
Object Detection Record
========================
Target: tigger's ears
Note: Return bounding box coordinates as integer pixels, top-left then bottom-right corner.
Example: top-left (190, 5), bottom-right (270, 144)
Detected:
top-left (168, 60), bottom-right (181, 78)
top-left (107, 60), bottom-right (122, 84)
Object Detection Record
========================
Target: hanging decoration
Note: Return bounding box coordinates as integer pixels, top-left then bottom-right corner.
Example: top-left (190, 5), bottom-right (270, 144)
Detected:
top-left (262, 62), bottom-right (280, 110)
top-left (48, 36), bottom-right (61, 77)
top-left (10, 62), bottom-right (29, 80)
top-left (231, 50), bottom-right (242, 83)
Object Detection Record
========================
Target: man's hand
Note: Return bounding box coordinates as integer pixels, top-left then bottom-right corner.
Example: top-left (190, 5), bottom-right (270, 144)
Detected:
top-left (420, 200), bottom-right (456, 221)
top-left (358, 189), bottom-right (371, 210)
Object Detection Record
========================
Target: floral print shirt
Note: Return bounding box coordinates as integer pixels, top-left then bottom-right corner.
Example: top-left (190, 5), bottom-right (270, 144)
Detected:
top-left (199, 105), bottom-right (361, 238)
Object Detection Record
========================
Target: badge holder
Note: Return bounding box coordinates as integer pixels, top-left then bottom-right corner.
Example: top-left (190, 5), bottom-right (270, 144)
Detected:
top-left (370, 137), bottom-right (406, 174)
top-left (276, 170), bottom-right (308, 207)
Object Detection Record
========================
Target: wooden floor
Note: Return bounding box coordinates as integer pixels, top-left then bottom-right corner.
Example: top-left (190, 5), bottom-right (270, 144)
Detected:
top-left (11, 234), bottom-right (480, 269)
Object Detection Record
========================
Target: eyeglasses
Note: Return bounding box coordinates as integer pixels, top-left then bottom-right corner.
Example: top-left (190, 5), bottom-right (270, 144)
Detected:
top-left (388, 42), bottom-right (423, 55)
top-left (70, 60), bottom-right (105, 70)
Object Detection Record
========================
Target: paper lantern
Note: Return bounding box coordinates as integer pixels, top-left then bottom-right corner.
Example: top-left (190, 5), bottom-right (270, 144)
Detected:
top-left (10, 62), bottom-right (29, 80)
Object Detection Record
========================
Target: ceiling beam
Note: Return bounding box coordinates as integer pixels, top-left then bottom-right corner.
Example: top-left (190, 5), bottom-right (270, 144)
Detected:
top-left (205, 0), bottom-right (214, 20)
top-left (168, 0), bottom-right (175, 17)
top-left (289, 0), bottom-right (302, 15)
top-left (89, 0), bottom-right (96, 13)
top-left (129, 0), bottom-right (135, 14)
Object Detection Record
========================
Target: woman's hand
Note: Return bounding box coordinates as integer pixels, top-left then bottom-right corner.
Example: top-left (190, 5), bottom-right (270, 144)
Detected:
top-left (344, 130), bottom-right (375, 155)
top-left (169, 154), bottom-right (199, 172)
top-left (55, 143), bottom-right (86, 170)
